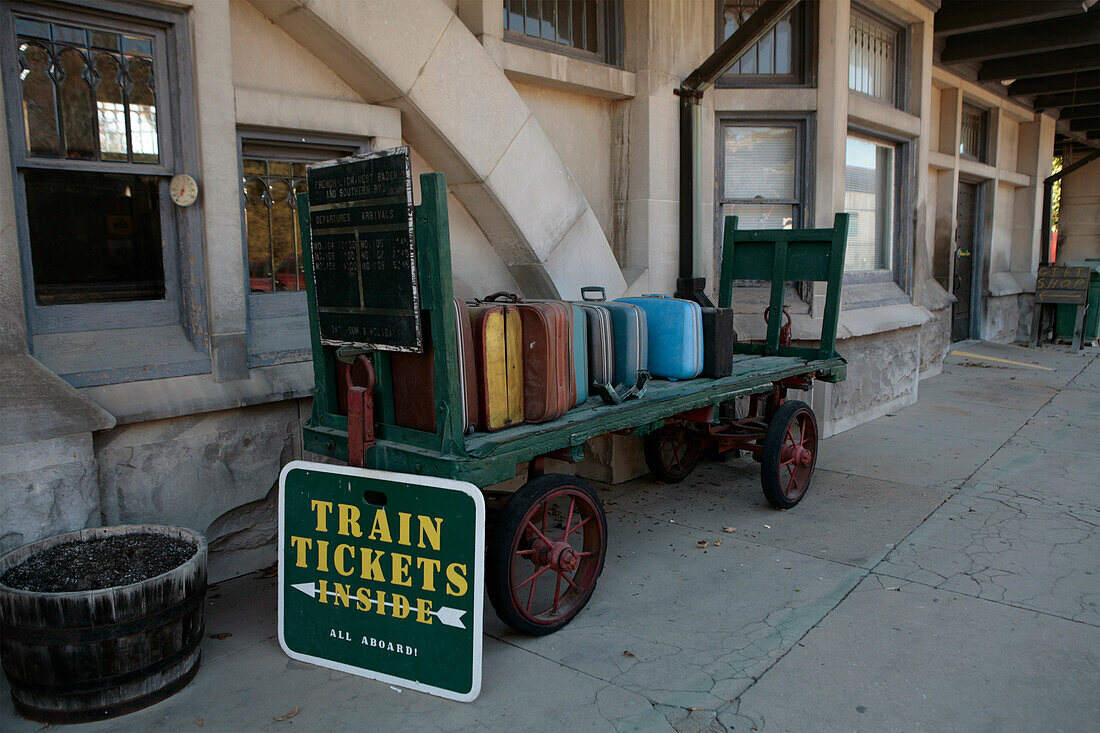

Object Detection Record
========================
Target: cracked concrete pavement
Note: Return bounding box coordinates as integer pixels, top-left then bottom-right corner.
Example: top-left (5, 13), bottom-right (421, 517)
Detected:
top-left (2, 341), bottom-right (1096, 732)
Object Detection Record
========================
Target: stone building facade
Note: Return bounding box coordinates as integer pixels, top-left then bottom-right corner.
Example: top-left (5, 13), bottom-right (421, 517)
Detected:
top-left (0, 0), bottom-right (1078, 579)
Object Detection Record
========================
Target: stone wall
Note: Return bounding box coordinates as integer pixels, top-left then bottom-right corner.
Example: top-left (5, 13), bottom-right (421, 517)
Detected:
top-left (0, 434), bottom-right (99, 554)
top-left (820, 327), bottom-right (921, 435)
top-left (94, 400), bottom-right (307, 579)
top-left (983, 293), bottom-right (1026, 344)
top-left (919, 306), bottom-right (951, 378)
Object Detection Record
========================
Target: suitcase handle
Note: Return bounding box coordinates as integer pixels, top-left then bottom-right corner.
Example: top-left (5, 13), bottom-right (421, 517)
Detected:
top-left (581, 286), bottom-right (606, 302)
top-left (483, 291), bottom-right (521, 302)
top-left (593, 370), bottom-right (651, 405)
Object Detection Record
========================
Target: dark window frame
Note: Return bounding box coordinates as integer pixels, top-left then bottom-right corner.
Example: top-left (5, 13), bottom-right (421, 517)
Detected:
top-left (236, 129), bottom-right (369, 323)
top-left (959, 102), bottom-right (989, 163)
top-left (843, 126), bottom-right (913, 293)
top-left (503, 0), bottom-right (624, 68)
top-left (0, 0), bottom-right (207, 347)
top-left (714, 0), bottom-right (815, 88)
top-left (714, 113), bottom-right (815, 290)
top-left (847, 4), bottom-right (910, 112)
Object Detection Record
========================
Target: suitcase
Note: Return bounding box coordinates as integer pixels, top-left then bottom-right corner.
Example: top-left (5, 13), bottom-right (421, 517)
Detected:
top-left (701, 306), bottom-right (736, 378)
top-left (582, 287), bottom-right (647, 388)
top-left (615, 295), bottom-right (703, 380)
top-left (468, 298), bottom-right (524, 432)
top-left (483, 293), bottom-right (574, 423)
top-left (574, 293), bottom-right (615, 389)
top-left (533, 299), bottom-right (589, 407)
top-left (571, 304), bottom-right (589, 405)
top-left (390, 299), bottom-right (480, 434)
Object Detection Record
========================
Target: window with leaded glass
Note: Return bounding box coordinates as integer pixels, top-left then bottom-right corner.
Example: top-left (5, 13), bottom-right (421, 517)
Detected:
top-left (848, 10), bottom-right (902, 106)
top-left (959, 104), bottom-right (987, 162)
top-left (719, 121), bottom-right (806, 232)
top-left (3, 5), bottom-right (179, 318)
top-left (14, 17), bottom-right (159, 163)
top-left (716, 1), bottom-right (808, 85)
top-left (503, 0), bottom-right (621, 65)
top-left (844, 135), bottom-right (896, 272)
top-left (240, 139), bottom-right (360, 297)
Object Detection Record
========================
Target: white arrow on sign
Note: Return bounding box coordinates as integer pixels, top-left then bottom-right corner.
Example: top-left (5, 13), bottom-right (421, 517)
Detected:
top-left (290, 581), bottom-right (467, 629)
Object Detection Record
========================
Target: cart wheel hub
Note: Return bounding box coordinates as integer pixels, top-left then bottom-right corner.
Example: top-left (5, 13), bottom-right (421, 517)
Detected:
top-left (549, 543), bottom-right (580, 573)
top-left (529, 539), bottom-right (580, 573)
top-left (783, 445), bottom-right (814, 466)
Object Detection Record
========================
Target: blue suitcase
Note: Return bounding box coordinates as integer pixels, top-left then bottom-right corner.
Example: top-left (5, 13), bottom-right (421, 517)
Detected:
top-left (581, 287), bottom-right (647, 389)
top-left (615, 295), bottom-right (702, 381)
top-left (571, 303), bottom-right (589, 404)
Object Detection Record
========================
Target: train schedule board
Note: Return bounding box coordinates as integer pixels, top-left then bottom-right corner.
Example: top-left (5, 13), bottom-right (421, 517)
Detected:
top-left (306, 146), bottom-right (422, 352)
top-left (278, 461), bottom-right (484, 702)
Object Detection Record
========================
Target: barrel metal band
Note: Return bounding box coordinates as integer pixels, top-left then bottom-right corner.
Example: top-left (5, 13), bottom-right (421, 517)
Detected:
top-left (10, 650), bottom-right (202, 725)
top-left (6, 632), bottom-right (203, 694)
top-left (1, 588), bottom-right (205, 645)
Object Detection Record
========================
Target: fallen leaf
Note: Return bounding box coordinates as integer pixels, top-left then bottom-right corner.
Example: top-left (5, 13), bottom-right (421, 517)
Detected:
top-left (763, 524), bottom-right (772, 529)
top-left (696, 540), bottom-right (709, 549)
top-left (207, 584), bottom-right (219, 592)
top-left (208, 633), bottom-right (232, 640)
top-left (714, 538), bottom-right (722, 546)
top-left (723, 527), bottom-right (736, 533)
top-left (623, 650), bottom-right (636, 657)
top-left (195, 720), bottom-right (203, 727)
top-left (274, 706), bottom-right (299, 722)
top-left (256, 562), bottom-right (278, 579)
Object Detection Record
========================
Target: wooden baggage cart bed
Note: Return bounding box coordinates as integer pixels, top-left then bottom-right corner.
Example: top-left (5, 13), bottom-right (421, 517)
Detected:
top-left (297, 175), bottom-right (849, 635)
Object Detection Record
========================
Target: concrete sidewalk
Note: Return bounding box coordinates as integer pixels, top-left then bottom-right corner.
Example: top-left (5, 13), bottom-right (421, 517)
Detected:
top-left (3, 342), bottom-right (1097, 732)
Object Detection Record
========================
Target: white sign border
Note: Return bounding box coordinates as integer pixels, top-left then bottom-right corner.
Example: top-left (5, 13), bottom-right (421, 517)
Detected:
top-left (277, 460), bottom-right (485, 702)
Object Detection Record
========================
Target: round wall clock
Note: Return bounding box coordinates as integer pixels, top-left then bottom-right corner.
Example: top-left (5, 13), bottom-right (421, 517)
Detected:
top-left (169, 174), bottom-right (199, 207)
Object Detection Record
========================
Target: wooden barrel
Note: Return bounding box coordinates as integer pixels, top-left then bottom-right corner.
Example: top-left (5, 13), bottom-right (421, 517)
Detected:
top-left (0, 525), bottom-right (206, 723)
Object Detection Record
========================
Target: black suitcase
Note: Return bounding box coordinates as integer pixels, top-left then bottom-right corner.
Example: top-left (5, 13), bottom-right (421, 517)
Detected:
top-left (701, 307), bottom-right (736, 378)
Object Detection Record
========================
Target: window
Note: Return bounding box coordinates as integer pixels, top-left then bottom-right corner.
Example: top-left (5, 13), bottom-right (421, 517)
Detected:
top-left (959, 104), bottom-right (987, 162)
top-left (503, 0), bottom-right (621, 65)
top-left (719, 121), bottom-right (807, 231)
top-left (2, 1), bottom-right (197, 340)
top-left (848, 10), bottom-right (902, 106)
top-left (717, 1), bottom-right (809, 85)
top-left (844, 135), bottom-right (895, 272)
top-left (239, 136), bottom-right (363, 319)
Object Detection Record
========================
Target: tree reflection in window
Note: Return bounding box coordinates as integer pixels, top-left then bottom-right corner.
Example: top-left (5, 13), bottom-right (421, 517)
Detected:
top-left (243, 159), bottom-right (308, 293)
top-left (14, 18), bottom-right (159, 163)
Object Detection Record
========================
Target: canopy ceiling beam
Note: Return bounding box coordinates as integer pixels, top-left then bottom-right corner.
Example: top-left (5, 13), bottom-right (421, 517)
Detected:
top-left (941, 14), bottom-right (1099, 63)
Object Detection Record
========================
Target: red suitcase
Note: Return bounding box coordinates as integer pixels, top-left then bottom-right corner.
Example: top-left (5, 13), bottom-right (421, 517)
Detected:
top-left (390, 299), bottom-right (479, 434)
top-left (483, 292), bottom-right (574, 423)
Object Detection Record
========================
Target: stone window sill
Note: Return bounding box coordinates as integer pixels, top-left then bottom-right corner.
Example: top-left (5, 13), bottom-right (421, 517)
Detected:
top-left (79, 361), bottom-right (315, 427)
top-left (486, 38), bottom-right (635, 100)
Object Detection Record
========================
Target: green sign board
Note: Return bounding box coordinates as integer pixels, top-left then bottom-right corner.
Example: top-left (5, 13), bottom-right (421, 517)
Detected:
top-left (278, 461), bottom-right (484, 701)
top-left (307, 146), bottom-right (422, 353)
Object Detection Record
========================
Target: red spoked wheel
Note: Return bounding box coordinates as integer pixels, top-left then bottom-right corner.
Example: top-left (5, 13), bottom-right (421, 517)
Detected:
top-left (643, 423), bottom-right (702, 483)
top-left (487, 474), bottom-right (608, 635)
top-left (760, 400), bottom-right (818, 509)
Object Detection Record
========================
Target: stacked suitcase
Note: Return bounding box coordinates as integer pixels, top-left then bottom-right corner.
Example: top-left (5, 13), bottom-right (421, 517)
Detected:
top-left (372, 286), bottom-right (737, 435)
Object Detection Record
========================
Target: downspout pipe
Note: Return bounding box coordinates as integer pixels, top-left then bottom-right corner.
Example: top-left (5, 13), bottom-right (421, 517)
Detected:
top-left (674, 0), bottom-right (801, 305)
top-left (1041, 148), bottom-right (1099, 265)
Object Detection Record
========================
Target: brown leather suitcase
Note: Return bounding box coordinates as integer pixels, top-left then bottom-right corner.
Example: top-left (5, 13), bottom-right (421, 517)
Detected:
top-left (468, 298), bottom-right (524, 432)
top-left (484, 293), bottom-right (574, 423)
top-left (390, 299), bottom-right (479, 434)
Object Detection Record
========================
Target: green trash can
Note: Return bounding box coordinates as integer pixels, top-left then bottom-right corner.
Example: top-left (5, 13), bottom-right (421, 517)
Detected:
top-left (1054, 259), bottom-right (1100, 341)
